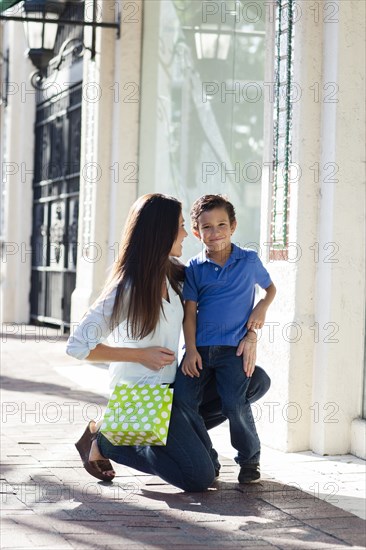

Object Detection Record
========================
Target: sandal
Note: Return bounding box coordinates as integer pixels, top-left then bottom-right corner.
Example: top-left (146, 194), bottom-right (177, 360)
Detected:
top-left (75, 421), bottom-right (115, 482)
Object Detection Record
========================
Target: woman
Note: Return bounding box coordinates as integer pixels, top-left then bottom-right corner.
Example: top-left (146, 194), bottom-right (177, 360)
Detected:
top-left (67, 194), bottom-right (216, 492)
top-left (67, 193), bottom-right (270, 492)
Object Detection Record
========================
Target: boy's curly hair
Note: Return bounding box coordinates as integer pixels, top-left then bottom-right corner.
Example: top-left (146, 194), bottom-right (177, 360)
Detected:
top-left (190, 194), bottom-right (236, 232)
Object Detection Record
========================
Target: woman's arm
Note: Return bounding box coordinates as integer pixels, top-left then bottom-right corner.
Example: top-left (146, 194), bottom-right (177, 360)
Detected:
top-left (66, 287), bottom-right (175, 371)
top-left (86, 343), bottom-right (175, 371)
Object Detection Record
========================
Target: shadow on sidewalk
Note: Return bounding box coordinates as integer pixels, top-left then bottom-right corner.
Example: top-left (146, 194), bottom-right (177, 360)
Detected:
top-left (1, 375), bottom-right (107, 405)
top-left (3, 471), bottom-right (363, 549)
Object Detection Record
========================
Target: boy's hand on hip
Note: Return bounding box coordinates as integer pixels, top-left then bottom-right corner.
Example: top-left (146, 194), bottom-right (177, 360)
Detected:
top-left (236, 335), bottom-right (257, 377)
top-left (247, 300), bottom-right (267, 330)
top-left (181, 349), bottom-right (202, 378)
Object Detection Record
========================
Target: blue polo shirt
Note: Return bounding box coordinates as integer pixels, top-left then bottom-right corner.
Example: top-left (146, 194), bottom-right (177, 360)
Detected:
top-left (183, 244), bottom-right (272, 346)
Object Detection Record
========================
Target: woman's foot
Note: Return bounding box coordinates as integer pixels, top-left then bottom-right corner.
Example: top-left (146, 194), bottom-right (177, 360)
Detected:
top-left (89, 421), bottom-right (115, 478)
top-left (75, 420), bottom-right (116, 482)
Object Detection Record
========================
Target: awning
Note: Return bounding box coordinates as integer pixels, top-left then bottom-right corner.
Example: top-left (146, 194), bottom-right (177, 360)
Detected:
top-left (0, 0), bottom-right (23, 14)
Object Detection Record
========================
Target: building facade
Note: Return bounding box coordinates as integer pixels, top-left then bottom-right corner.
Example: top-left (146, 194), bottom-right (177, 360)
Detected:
top-left (1, 0), bottom-right (365, 458)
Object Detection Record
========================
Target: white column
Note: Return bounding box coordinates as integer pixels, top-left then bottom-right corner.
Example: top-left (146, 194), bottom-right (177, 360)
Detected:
top-left (70, 0), bottom-right (143, 321)
top-left (260, 1), bottom-right (365, 455)
top-left (311, 0), bottom-right (366, 455)
top-left (1, 21), bottom-right (35, 323)
top-left (258, 3), bottom-right (324, 451)
top-left (107, 0), bottom-right (142, 262)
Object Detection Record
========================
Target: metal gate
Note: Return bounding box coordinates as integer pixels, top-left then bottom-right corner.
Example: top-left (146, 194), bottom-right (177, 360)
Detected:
top-left (30, 82), bottom-right (82, 328)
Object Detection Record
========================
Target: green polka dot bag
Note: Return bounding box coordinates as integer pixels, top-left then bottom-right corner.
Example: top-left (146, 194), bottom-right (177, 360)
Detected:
top-left (100, 383), bottom-right (174, 446)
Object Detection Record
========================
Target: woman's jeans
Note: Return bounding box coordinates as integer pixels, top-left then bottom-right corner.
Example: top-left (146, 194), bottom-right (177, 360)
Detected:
top-left (98, 401), bottom-right (216, 493)
top-left (174, 347), bottom-right (271, 467)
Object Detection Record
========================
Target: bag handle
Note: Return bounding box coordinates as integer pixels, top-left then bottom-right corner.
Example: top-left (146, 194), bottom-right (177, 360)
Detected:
top-left (129, 370), bottom-right (164, 388)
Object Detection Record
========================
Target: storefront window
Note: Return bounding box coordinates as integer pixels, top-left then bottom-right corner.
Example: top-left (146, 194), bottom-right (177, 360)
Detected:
top-left (139, 0), bottom-right (266, 259)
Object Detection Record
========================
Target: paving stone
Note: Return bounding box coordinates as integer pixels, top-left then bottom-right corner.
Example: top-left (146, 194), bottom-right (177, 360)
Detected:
top-left (259, 525), bottom-right (351, 548)
top-left (0, 518), bottom-right (19, 531)
top-left (24, 533), bottom-right (72, 548)
top-left (0, 493), bottom-right (30, 510)
top-left (63, 533), bottom-right (145, 547)
top-left (0, 481), bottom-right (17, 494)
top-left (0, 509), bottom-right (36, 518)
top-left (38, 460), bottom-right (83, 468)
top-left (1, 456), bottom-right (41, 465)
top-left (55, 520), bottom-right (143, 535)
top-left (273, 504), bottom-right (360, 520)
top-left (86, 505), bottom-right (158, 517)
top-left (1, 469), bottom-right (54, 484)
top-left (0, 533), bottom-right (35, 548)
top-left (336, 534), bottom-right (366, 547)
top-left (304, 515), bottom-right (366, 533)
top-left (190, 546), bottom-right (275, 550)
top-left (66, 542), bottom-right (160, 550)
top-left (46, 467), bottom-right (91, 482)
top-left (238, 518), bottom-right (303, 531)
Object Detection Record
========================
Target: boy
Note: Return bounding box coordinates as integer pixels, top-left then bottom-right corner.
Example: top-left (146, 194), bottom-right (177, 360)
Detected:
top-left (174, 194), bottom-right (276, 483)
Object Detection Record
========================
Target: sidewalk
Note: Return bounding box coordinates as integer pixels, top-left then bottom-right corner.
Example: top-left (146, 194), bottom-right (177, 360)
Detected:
top-left (1, 325), bottom-right (365, 550)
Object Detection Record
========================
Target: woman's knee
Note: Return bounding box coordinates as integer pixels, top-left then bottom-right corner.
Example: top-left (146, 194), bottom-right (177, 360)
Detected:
top-left (176, 447), bottom-right (216, 492)
top-left (247, 366), bottom-right (271, 403)
top-left (257, 367), bottom-right (271, 395)
top-left (180, 467), bottom-right (215, 492)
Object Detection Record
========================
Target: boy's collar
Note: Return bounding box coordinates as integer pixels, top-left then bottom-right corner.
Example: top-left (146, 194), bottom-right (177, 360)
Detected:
top-left (196, 243), bottom-right (241, 265)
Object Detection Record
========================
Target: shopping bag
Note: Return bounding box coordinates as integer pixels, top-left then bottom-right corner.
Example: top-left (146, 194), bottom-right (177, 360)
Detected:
top-left (100, 383), bottom-right (173, 446)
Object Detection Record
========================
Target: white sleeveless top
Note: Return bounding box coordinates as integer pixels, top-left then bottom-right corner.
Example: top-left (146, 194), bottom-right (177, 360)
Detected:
top-left (66, 280), bottom-right (184, 391)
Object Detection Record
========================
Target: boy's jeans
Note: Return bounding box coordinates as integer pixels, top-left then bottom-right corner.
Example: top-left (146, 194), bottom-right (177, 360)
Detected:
top-left (174, 346), bottom-right (261, 466)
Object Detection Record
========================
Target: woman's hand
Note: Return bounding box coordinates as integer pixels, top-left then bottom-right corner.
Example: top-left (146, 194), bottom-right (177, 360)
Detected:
top-left (139, 347), bottom-right (176, 371)
top-left (236, 332), bottom-right (257, 377)
top-left (181, 348), bottom-right (202, 378)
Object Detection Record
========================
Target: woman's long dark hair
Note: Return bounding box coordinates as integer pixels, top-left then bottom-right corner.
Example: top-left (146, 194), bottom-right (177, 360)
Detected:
top-left (101, 194), bottom-right (184, 339)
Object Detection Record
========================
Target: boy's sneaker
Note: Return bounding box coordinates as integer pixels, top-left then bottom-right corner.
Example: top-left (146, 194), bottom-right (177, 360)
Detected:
top-left (238, 464), bottom-right (260, 484)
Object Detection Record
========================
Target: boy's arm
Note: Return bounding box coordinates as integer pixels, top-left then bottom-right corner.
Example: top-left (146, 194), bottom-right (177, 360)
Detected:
top-left (247, 282), bottom-right (276, 330)
top-left (182, 300), bottom-right (202, 378)
top-left (237, 282), bottom-right (276, 377)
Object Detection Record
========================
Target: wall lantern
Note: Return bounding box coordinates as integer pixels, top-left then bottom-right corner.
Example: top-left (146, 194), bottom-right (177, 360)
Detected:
top-left (22, 0), bottom-right (67, 72)
top-left (0, 0), bottom-right (120, 73)
top-left (193, 26), bottom-right (231, 61)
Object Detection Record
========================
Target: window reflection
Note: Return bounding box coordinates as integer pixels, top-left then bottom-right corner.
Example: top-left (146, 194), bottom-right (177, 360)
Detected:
top-left (139, 0), bottom-right (266, 259)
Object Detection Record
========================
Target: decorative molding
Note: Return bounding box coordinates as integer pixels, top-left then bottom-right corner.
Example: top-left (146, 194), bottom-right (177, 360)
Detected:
top-left (270, 0), bottom-right (295, 260)
top-left (81, 59), bottom-right (96, 248)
